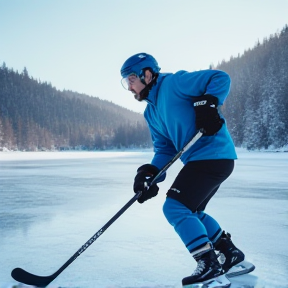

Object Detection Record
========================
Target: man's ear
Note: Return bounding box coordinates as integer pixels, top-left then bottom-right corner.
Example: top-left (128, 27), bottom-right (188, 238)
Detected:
top-left (144, 70), bottom-right (153, 84)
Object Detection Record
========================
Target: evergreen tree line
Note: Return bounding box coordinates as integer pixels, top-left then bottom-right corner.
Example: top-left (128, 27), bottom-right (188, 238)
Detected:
top-left (1, 25), bottom-right (287, 151)
top-left (218, 25), bottom-right (288, 150)
top-left (0, 65), bottom-right (151, 151)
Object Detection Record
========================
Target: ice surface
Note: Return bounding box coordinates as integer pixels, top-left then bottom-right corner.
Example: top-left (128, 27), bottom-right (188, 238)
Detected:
top-left (0, 149), bottom-right (287, 288)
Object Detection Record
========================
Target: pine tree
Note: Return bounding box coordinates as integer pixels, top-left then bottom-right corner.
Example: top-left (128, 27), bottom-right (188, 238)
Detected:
top-left (217, 24), bottom-right (288, 150)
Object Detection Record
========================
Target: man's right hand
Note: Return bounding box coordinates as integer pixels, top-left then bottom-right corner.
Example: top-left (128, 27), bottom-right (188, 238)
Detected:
top-left (193, 94), bottom-right (224, 136)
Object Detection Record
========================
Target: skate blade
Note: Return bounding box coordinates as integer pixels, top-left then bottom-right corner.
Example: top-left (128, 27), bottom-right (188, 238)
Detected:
top-left (226, 260), bottom-right (255, 278)
top-left (183, 275), bottom-right (231, 288)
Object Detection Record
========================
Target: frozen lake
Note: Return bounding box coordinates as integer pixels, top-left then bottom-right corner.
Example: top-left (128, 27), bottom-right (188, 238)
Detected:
top-left (0, 150), bottom-right (287, 288)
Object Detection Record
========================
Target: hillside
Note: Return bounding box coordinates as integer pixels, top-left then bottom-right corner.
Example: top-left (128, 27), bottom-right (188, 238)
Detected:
top-left (0, 65), bottom-right (151, 151)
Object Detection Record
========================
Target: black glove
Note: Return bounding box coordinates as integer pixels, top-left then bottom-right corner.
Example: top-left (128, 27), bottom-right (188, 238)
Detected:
top-left (134, 164), bottom-right (160, 204)
top-left (193, 94), bottom-right (224, 136)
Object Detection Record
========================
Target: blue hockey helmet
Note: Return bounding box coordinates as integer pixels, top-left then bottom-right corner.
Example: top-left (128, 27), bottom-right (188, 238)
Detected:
top-left (120, 53), bottom-right (161, 79)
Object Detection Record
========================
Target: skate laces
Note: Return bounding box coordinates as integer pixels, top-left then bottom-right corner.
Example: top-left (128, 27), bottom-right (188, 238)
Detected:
top-left (192, 260), bottom-right (206, 275)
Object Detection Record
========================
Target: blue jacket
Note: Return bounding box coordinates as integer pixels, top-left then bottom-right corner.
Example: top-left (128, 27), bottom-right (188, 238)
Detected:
top-left (144, 69), bottom-right (237, 170)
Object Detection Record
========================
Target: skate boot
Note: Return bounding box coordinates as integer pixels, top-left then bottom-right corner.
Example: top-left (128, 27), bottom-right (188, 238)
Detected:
top-left (182, 248), bottom-right (225, 287)
top-left (214, 231), bottom-right (245, 273)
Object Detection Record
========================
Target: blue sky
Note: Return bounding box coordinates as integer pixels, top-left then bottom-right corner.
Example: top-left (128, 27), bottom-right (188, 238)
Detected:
top-left (1, 0), bottom-right (288, 113)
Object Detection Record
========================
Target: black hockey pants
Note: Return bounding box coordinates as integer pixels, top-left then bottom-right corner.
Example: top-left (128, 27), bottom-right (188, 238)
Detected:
top-left (166, 159), bottom-right (234, 212)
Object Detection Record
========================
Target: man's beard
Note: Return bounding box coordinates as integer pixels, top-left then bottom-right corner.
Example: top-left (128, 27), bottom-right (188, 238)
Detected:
top-left (133, 93), bottom-right (143, 101)
top-left (133, 74), bottom-right (158, 102)
top-left (133, 84), bottom-right (152, 102)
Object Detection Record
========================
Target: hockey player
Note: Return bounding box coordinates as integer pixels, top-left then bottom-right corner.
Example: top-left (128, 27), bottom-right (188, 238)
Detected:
top-left (120, 53), bottom-right (248, 287)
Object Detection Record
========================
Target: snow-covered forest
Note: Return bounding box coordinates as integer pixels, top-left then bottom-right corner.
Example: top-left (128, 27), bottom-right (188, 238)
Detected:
top-left (218, 25), bottom-right (288, 150)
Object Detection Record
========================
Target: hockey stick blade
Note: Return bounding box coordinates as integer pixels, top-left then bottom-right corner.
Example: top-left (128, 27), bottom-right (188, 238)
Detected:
top-left (11, 267), bottom-right (55, 287)
top-left (11, 194), bottom-right (140, 287)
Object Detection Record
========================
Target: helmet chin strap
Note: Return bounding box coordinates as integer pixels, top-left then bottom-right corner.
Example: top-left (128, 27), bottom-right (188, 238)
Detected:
top-left (136, 74), bottom-right (159, 102)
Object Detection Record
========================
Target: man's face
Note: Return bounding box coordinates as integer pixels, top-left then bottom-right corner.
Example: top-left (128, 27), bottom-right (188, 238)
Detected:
top-left (121, 70), bottom-right (153, 101)
top-left (126, 74), bottom-right (146, 100)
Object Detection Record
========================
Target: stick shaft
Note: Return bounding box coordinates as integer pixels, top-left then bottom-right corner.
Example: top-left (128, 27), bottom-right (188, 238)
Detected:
top-left (52, 193), bottom-right (140, 278)
top-left (150, 130), bottom-right (203, 185)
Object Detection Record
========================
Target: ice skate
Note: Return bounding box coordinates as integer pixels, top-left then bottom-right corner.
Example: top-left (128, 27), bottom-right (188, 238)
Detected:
top-left (182, 249), bottom-right (230, 288)
top-left (214, 231), bottom-right (255, 277)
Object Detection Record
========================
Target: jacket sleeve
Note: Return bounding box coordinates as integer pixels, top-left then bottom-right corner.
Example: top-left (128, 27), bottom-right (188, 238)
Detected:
top-left (174, 69), bottom-right (231, 105)
top-left (148, 123), bottom-right (178, 171)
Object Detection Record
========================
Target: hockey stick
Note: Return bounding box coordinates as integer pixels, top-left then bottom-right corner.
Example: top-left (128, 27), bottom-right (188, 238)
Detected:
top-left (11, 130), bottom-right (203, 287)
